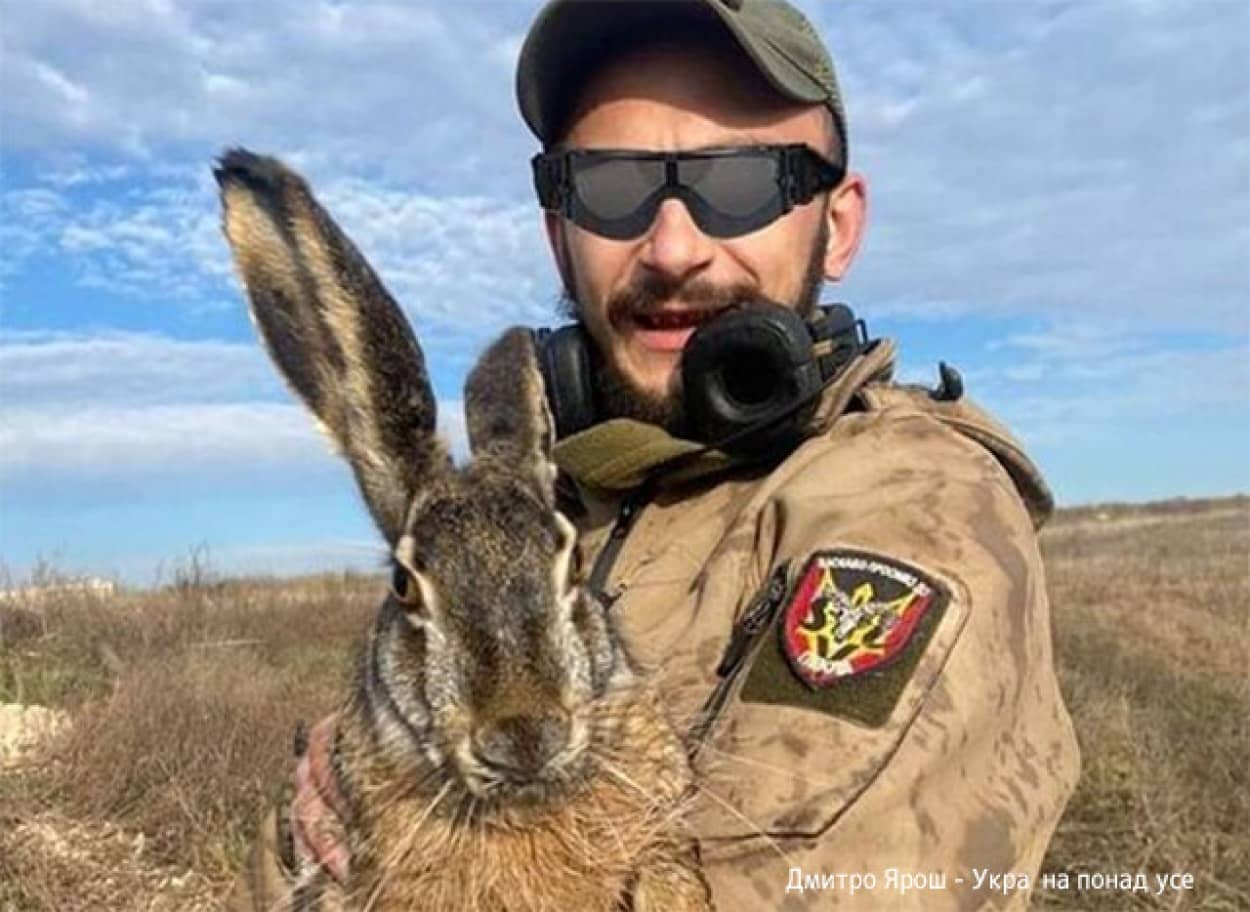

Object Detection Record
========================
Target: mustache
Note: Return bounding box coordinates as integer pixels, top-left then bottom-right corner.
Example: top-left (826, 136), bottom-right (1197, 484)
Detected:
top-left (605, 275), bottom-right (774, 323)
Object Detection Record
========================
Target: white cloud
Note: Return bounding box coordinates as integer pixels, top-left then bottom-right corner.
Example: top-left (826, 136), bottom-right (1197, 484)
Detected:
top-left (0, 175), bottom-right (230, 303)
top-left (40, 163), bottom-right (134, 188)
top-left (435, 399), bottom-right (469, 463)
top-left (0, 397), bottom-right (472, 484)
top-left (314, 178), bottom-right (555, 337)
top-left (0, 401), bottom-right (328, 480)
top-left (975, 336), bottom-right (1250, 447)
top-left (857, 295), bottom-right (978, 322)
top-left (0, 330), bottom-right (473, 484)
top-left (0, 330), bottom-right (278, 406)
top-left (2, 0), bottom-right (536, 187)
top-left (0, 187), bottom-right (70, 280)
top-left (1, 167), bottom-right (560, 347)
top-left (987, 323), bottom-right (1145, 362)
top-left (821, 1), bottom-right (1250, 332)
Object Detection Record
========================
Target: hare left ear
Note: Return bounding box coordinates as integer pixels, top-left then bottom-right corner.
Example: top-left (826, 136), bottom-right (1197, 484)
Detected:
top-left (463, 327), bottom-right (557, 493)
top-left (214, 147), bottom-right (451, 547)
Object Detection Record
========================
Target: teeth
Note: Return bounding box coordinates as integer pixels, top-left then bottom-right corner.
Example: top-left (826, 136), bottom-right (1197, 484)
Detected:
top-left (636, 310), bottom-right (716, 330)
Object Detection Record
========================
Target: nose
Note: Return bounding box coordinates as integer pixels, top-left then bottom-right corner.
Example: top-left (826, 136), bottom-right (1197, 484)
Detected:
top-left (471, 710), bottom-right (571, 778)
top-left (638, 198), bottom-right (715, 285)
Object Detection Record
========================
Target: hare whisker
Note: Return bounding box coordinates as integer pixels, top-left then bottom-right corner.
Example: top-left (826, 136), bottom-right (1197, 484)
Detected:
top-left (597, 756), bottom-right (667, 816)
top-left (590, 790), bottom-right (632, 862)
top-left (698, 742), bottom-right (844, 791)
top-left (362, 780), bottom-right (451, 912)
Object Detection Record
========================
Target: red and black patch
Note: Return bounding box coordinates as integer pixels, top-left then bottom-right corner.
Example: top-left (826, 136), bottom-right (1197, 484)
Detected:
top-left (738, 550), bottom-right (951, 727)
top-left (781, 550), bottom-right (944, 689)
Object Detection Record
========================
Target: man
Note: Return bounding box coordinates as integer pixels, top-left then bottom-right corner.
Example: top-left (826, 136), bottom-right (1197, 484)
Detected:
top-left (233, 0), bottom-right (1080, 908)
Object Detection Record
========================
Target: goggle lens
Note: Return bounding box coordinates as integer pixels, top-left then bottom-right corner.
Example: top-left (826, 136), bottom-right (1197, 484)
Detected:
top-left (573, 157), bottom-right (665, 221)
top-left (682, 153), bottom-right (780, 219)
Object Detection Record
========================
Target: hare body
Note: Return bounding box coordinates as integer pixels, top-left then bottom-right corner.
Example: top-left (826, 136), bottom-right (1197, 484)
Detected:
top-left (215, 149), bottom-right (712, 912)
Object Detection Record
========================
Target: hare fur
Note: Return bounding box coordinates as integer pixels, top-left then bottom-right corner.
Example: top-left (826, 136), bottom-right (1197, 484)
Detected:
top-left (215, 148), bottom-right (712, 912)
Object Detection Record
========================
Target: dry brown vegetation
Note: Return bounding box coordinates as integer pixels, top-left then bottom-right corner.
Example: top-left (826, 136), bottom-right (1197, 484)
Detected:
top-left (1, 496), bottom-right (1247, 911)
top-left (1034, 496), bottom-right (1249, 911)
top-left (0, 569), bottom-right (377, 911)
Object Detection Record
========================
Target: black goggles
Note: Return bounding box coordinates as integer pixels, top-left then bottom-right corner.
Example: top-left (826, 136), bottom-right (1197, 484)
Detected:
top-left (531, 144), bottom-right (845, 241)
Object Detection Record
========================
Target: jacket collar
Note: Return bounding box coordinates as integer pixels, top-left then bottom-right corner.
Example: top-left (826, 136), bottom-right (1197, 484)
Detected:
top-left (553, 339), bottom-right (897, 493)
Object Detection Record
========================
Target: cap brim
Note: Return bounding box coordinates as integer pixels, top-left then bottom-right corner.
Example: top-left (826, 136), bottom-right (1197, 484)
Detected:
top-left (517, 0), bottom-right (826, 144)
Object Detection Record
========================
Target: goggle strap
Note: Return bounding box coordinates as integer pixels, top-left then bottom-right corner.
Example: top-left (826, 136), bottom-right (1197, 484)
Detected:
top-left (780, 146), bottom-right (801, 208)
top-left (785, 145), bottom-right (831, 206)
top-left (532, 153), bottom-right (570, 213)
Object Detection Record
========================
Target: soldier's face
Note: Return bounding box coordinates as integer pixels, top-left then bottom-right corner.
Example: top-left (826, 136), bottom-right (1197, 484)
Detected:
top-left (544, 41), bottom-right (867, 426)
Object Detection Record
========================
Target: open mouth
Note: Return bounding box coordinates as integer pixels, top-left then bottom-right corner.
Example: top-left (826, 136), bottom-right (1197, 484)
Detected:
top-left (631, 307), bottom-right (724, 331)
top-left (627, 307), bottom-right (727, 354)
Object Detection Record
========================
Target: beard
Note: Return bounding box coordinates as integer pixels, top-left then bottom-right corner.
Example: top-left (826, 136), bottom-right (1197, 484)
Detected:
top-left (556, 220), bottom-right (830, 435)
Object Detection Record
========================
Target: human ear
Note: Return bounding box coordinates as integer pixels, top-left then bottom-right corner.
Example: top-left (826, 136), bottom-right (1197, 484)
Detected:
top-left (822, 172), bottom-right (868, 281)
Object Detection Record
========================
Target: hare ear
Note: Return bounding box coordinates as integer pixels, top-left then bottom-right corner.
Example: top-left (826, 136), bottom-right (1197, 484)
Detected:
top-left (214, 148), bottom-right (449, 546)
top-left (464, 327), bottom-right (557, 490)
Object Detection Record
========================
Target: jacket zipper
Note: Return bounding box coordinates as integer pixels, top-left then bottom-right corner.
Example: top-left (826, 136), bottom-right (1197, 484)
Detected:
top-left (689, 560), bottom-right (793, 756)
top-left (585, 485), bottom-right (651, 607)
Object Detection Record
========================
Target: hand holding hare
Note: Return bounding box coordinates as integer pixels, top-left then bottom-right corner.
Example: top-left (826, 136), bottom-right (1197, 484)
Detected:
top-left (215, 149), bottom-right (712, 912)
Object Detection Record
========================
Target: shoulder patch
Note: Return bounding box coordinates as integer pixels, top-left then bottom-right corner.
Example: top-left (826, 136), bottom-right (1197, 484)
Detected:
top-left (740, 549), bottom-right (950, 728)
top-left (782, 550), bottom-right (944, 686)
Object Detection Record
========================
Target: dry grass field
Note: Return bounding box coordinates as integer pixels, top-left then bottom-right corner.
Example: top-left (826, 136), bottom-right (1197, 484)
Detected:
top-left (1, 495), bottom-right (1246, 911)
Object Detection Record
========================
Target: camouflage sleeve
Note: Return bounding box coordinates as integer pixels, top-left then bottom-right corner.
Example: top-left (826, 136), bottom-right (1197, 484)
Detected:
top-left (693, 407), bottom-right (1081, 911)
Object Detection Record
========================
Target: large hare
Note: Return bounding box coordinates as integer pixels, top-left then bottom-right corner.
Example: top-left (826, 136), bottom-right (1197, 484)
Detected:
top-left (215, 149), bottom-right (712, 912)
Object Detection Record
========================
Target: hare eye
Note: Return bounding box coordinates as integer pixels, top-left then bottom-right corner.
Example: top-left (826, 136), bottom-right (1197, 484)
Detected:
top-left (390, 565), bottom-right (425, 612)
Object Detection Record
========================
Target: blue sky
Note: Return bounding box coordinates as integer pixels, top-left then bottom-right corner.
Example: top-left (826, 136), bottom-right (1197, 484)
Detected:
top-left (2, 0), bottom-right (1248, 584)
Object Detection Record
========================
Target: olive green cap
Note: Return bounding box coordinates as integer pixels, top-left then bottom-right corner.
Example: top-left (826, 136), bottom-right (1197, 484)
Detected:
top-left (516, 0), bottom-right (848, 164)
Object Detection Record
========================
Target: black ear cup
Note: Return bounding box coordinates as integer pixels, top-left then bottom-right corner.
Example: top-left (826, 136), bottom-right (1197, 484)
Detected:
top-left (681, 305), bottom-right (823, 455)
top-left (533, 302), bottom-right (865, 458)
top-left (532, 325), bottom-right (600, 440)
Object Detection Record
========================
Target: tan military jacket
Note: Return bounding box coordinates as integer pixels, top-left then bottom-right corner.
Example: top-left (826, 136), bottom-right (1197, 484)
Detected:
top-left (229, 339), bottom-right (1079, 911)
top-left (553, 338), bottom-right (1079, 910)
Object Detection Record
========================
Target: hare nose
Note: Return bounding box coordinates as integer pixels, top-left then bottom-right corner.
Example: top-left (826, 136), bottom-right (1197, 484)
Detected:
top-left (472, 711), bottom-right (571, 777)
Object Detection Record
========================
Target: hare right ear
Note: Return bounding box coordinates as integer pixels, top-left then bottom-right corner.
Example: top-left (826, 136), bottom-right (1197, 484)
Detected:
top-left (214, 148), bottom-right (450, 546)
top-left (464, 327), bottom-right (557, 494)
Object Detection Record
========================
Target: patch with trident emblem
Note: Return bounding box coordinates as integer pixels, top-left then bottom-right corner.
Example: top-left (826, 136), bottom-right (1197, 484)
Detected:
top-left (739, 549), bottom-right (953, 727)
top-left (779, 551), bottom-right (946, 689)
